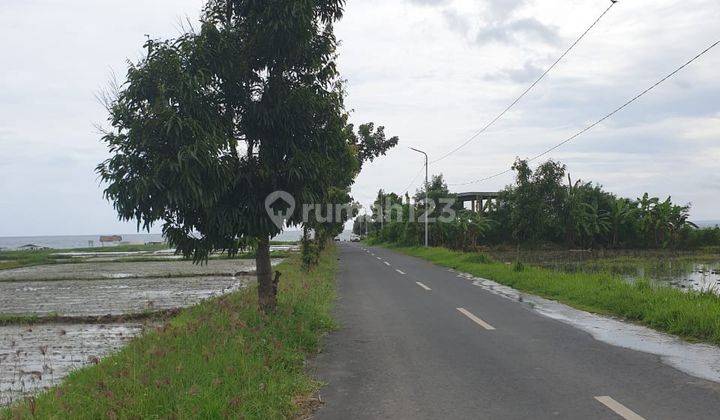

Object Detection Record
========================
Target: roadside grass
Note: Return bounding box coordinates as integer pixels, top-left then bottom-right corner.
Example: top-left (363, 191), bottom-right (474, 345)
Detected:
top-left (2, 246), bottom-right (337, 419)
top-left (384, 245), bottom-right (720, 346)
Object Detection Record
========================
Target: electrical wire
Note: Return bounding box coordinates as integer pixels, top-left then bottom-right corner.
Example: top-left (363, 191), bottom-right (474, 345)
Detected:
top-left (430, 1), bottom-right (618, 164)
top-left (401, 164), bottom-right (426, 194)
top-left (449, 39), bottom-right (720, 187)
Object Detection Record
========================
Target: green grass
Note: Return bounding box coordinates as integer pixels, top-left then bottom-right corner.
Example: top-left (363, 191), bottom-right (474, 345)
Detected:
top-left (383, 244), bottom-right (720, 346)
top-left (2, 247), bottom-right (337, 419)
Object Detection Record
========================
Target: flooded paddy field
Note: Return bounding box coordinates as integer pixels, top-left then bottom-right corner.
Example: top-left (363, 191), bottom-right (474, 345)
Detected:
top-left (0, 258), bottom-right (283, 282)
top-left (488, 249), bottom-right (720, 293)
top-left (0, 255), bottom-right (287, 406)
top-left (0, 323), bottom-right (147, 406)
top-left (0, 275), bottom-right (253, 317)
top-left (51, 245), bottom-right (297, 263)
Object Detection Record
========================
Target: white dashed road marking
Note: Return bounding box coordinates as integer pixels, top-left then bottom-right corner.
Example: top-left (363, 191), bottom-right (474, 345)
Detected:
top-left (396, 269), bottom-right (406, 275)
top-left (416, 282), bottom-right (432, 291)
top-left (384, 261), bottom-right (391, 266)
top-left (594, 397), bottom-right (646, 420)
top-left (457, 308), bottom-right (496, 331)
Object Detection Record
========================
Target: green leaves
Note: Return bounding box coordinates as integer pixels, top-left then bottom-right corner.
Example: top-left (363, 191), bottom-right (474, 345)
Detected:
top-left (98, 0), bottom-right (362, 262)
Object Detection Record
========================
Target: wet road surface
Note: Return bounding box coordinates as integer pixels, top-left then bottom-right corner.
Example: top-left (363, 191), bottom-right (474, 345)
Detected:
top-left (313, 243), bottom-right (720, 419)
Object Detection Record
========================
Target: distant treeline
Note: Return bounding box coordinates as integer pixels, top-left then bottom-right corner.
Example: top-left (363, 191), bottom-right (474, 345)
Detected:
top-left (355, 159), bottom-right (720, 251)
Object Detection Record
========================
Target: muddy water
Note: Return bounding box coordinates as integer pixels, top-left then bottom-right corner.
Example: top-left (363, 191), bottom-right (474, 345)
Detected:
top-left (0, 323), bottom-right (146, 406)
top-left (0, 275), bottom-right (253, 317)
top-left (487, 249), bottom-right (720, 294)
top-left (542, 259), bottom-right (720, 293)
top-left (0, 259), bottom-right (283, 282)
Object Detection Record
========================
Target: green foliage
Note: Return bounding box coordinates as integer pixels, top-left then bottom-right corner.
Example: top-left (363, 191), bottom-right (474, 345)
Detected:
top-left (97, 0), bottom-right (356, 261)
top-left (364, 158), bottom-right (713, 251)
top-left (2, 247), bottom-right (339, 419)
top-left (300, 228), bottom-right (320, 271)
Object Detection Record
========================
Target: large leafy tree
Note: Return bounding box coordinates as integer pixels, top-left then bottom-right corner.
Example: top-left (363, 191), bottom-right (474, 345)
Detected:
top-left (98, 0), bottom-right (394, 313)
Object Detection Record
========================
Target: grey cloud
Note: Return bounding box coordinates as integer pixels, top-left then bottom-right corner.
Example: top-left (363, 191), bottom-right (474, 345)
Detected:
top-left (405, 0), bottom-right (449, 5)
top-left (488, 61), bottom-right (544, 83)
top-left (442, 9), bottom-right (471, 36)
top-left (486, 0), bottom-right (527, 19)
top-left (476, 17), bottom-right (560, 46)
top-left (434, 2), bottom-right (558, 48)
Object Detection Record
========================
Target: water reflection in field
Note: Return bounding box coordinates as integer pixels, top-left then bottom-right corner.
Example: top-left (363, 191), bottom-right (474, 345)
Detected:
top-left (489, 249), bottom-right (720, 293)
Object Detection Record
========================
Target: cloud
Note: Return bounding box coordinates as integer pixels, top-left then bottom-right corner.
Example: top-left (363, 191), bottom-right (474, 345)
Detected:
top-left (404, 0), bottom-right (449, 5)
top-left (2, 0), bottom-right (720, 235)
top-left (476, 17), bottom-right (560, 46)
top-left (487, 61), bottom-right (544, 84)
top-left (434, 1), bottom-right (559, 47)
top-left (485, 0), bottom-right (527, 19)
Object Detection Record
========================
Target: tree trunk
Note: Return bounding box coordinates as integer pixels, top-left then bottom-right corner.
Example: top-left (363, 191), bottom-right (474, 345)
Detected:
top-left (256, 236), bottom-right (277, 314)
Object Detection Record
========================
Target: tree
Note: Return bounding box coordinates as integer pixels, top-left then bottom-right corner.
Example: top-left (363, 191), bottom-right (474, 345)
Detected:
top-left (97, 0), bottom-right (395, 314)
top-left (304, 123), bottom-right (397, 262)
top-left (608, 198), bottom-right (637, 248)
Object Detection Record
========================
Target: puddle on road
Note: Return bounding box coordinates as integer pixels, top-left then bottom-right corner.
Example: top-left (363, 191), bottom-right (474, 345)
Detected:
top-left (0, 323), bottom-right (147, 406)
top-left (451, 270), bottom-right (720, 384)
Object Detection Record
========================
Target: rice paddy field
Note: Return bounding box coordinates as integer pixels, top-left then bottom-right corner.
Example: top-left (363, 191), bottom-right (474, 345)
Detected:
top-left (0, 246), bottom-right (288, 407)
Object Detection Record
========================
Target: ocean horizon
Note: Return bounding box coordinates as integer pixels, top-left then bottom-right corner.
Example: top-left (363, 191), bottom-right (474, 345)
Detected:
top-left (0, 229), bottom-right (359, 250)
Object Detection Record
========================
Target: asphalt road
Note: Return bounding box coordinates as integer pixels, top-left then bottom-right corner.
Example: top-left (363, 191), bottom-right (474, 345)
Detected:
top-left (313, 243), bottom-right (720, 420)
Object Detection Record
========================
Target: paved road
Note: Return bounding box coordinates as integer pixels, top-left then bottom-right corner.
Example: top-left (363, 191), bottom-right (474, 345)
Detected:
top-left (313, 243), bottom-right (720, 419)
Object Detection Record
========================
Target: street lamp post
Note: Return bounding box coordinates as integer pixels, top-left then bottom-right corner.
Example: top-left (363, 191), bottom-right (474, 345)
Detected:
top-left (409, 147), bottom-right (429, 248)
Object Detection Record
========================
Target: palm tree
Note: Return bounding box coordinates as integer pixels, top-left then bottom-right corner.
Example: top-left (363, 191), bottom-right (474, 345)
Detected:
top-left (651, 197), bottom-right (674, 247)
top-left (608, 198), bottom-right (638, 248)
top-left (563, 175), bottom-right (585, 247)
top-left (580, 202), bottom-right (611, 247)
top-left (637, 193), bottom-right (660, 246)
top-left (668, 202), bottom-right (698, 247)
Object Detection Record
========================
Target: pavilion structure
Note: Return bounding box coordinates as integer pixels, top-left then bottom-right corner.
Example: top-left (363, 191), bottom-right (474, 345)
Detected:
top-left (456, 192), bottom-right (500, 213)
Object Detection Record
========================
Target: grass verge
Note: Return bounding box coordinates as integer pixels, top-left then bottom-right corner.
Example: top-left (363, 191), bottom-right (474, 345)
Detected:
top-left (383, 244), bottom-right (720, 346)
top-left (2, 246), bottom-right (337, 419)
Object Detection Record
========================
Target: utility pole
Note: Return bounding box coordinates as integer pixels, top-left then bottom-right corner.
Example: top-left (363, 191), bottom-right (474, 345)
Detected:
top-left (379, 192), bottom-right (384, 231)
top-left (410, 147), bottom-right (429, 247)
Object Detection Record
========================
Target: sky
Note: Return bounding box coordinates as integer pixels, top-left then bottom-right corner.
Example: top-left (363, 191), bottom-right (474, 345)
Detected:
top-left (0, 0), bottom-right (719, 237)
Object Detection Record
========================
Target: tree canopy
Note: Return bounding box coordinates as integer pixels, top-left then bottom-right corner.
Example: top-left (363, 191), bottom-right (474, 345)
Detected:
top-left (363, 159), bottom-right (712, 251)
top-left (98, 0), bottom-right (397, 312)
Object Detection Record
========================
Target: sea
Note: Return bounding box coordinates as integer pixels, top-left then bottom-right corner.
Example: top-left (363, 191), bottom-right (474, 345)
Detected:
top-left (695, 220), bottom-right (720, 228)
top-left (0, 230), bottom-right (355, 251)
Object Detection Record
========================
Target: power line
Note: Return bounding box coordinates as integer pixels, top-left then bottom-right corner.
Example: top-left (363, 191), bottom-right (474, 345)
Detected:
top-left (430, 1), bottom-right (618, 165)
top-left (450, 39), bottom-right (720, 187)
top-left (401, 164), bottom-right (426, 194)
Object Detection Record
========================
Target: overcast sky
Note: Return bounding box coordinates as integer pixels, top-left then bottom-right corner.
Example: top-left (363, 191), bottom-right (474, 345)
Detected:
top-left (1, 0), bottom-right (718, 237)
